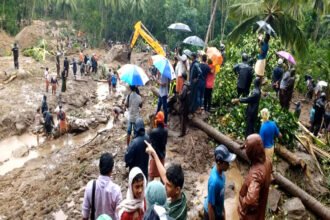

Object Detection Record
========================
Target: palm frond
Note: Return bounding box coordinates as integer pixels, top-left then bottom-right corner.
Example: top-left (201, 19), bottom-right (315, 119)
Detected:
top-left (228, 15), bottom-right (260, 43)
top-left (230, 1), bottom-right (261, 20)
top-left (271, 14), bottom-right (307, 56)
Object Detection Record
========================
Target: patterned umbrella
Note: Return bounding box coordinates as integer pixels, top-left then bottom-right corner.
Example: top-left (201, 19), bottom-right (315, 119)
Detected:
top-left (151, 55), bottom-right (176, 80)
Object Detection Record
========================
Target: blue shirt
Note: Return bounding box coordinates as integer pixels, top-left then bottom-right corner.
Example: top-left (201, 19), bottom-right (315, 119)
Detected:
top-left (259, 120), bottom-right (280, 148)
top-left (204, 166), bottom-right (226, 217)
top-left (258, 42), bottom-right (269, 60)
top-left (111, 74), bottom-right (117, 85)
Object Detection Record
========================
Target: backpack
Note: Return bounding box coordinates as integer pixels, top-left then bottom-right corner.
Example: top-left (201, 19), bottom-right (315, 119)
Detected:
top-left (44, 112), bottom-right (52, 126)
top-left (58, 111), bottom-right (65, 120)
top-left (41, 101), bottom-right (48, 114)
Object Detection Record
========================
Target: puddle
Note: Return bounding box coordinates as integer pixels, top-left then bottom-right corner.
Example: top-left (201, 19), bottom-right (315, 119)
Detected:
top-left (96, 82), bottom-right (109, 101)
top-left (224, 161), bottom-right (244, 220)
top-left (0, 133), bottom-right (44, 175)
top-left (192, 161), bottom-right (243, 220)
top-left (0, 151), bottom-right (39, 176)
top-left (96, 82), bottom-right (127, 102)
top-left (52, 209), bottom-right (68, 220)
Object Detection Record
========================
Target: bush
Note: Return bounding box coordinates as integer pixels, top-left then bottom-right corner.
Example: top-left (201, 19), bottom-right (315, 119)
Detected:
top-left (210, 33), bottom-right (298, 147)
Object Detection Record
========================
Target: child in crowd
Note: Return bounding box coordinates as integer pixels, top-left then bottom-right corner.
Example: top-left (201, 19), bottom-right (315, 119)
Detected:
top-left (117, 167), bottom-right (146, 220)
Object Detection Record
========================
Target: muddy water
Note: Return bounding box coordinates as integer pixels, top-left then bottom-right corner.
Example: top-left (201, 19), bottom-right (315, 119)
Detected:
top-left (0, 133), bottom-right (45, 175)
top-left (224, 161), bottom-right (243, 220)
top-left (52, 209), bottom-right (68, 220)
top-left (192, 161), bottom-right (243, 220)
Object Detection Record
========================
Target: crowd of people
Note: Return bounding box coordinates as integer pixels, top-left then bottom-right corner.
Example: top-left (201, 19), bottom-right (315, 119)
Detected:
top-left (10, 29), bottom-right (329, 220)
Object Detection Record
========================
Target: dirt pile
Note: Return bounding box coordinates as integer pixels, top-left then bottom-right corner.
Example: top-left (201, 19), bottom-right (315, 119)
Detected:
top-left (15, 22), bottom-right (47, 50)
top-left (105, 45), bottom-right (129, 64)
top-left (0, 30), bottom-right (14, 56)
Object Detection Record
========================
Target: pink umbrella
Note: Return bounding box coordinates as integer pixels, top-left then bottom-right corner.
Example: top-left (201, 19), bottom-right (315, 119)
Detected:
top-left (276, 51), bottom-right (296, 65)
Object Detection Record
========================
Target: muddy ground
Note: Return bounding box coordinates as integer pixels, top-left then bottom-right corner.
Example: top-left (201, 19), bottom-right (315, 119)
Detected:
top-left (0, 21), bottom-right (329, 220)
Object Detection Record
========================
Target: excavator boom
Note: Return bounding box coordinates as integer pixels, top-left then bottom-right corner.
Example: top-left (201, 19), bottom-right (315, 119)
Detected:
top-left (130, 21), bottom-right (166, 57)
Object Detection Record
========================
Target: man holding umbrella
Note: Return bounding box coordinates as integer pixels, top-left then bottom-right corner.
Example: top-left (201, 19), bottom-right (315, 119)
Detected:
top-left (255, 33), bottom-right (270, 80)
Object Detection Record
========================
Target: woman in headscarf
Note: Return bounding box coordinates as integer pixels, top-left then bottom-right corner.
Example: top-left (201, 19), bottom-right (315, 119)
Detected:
top-left (117, 167), bottom-right (146, 220)
top-left (143, 181), bottom-right (172, 220)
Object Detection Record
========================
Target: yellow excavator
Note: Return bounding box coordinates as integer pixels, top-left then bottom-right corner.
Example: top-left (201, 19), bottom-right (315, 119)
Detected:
top-left (130, 21), bottom-right (166, 57)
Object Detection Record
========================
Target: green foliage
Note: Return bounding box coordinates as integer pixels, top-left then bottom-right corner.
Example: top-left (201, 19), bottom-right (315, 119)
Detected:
top-left (210, 33), bottom-right (298, 146)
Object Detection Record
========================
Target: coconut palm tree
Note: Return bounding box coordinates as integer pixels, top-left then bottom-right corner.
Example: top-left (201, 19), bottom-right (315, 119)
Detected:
top-left (228, 0), bottom-right (307, 55)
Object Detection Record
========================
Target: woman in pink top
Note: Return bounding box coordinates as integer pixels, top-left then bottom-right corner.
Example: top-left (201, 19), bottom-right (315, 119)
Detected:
top-left (204, 59), bottom-right (216, 112)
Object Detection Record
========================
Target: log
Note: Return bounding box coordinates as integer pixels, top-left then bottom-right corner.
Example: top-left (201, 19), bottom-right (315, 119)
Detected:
top-left (190, 117), bottom-right (330, 219)
top-left (296, 135), bottom-right (330, 160)
top-left (4, 74), bottom-right (17, 84)
top-left (296, 135), bottom-right (324, 176)
top-left (298, 122), bottom-right (326, 147)
top-left (273, 172), bottom-right (330, 220)
top-left (275, 145), bottom-right (306, 169)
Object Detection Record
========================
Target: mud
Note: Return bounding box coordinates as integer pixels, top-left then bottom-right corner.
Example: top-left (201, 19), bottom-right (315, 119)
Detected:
top-left (0, 23), bottom-right (327, 219)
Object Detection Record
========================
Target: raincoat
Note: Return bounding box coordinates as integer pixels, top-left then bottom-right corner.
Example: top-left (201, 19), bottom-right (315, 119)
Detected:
top-left (239, 135), bottom-right (272, 220)
top-left (125, 118), bottom-right (150, 179)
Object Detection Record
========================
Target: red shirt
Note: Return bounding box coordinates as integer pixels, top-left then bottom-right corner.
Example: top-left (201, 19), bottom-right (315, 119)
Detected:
top-left (120, 208), bottom-right (144, 220)
top-left (206, 64), bottom-right (216, 89)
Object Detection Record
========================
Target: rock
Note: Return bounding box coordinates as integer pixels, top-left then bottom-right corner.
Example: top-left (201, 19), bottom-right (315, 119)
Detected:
top-left (12, 145), bottom-right (29, 158)
top-left (267, 188), bottom-right (281, 212)
top-left (15, 122), bottom-right (27, 134)
top-left (283, 197), bottom-right (307, 220)
top-left (275, 159), bottom-right (289, 175)
top-left (225, 181), bottom-right (236, 199)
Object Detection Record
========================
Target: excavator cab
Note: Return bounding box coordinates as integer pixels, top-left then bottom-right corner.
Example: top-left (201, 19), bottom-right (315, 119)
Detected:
top-left (129, 21), bottom-right (166, 57)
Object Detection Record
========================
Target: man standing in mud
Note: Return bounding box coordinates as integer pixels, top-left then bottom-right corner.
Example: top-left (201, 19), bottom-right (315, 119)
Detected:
top-left (61, 70), bottom-right (67, 92)
top-left (204, 144), bottom-right (236, 220)
top-left (12, 43), bottom-right (19, 69)
top-left (232, 78), bottom-right (261, 137)
top-left (125, 85), bottom-right (142, 146)
top-left (82, 153), bottom-right (122, 220)
top-left (56, 52), bottom-right (61, 77)
top-left (64, 57), bottom-right (69, 76)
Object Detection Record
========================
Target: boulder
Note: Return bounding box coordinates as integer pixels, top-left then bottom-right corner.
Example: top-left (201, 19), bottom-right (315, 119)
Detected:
top-left (106, 45), bottom-right (129, 63)
top-left (15, 122), bottom-right (27, 135)
top-left (12, 145), bottom-right (29, 158)
top-left (283, 197), bottom-right (307, 219)
top-left (267, 188), bottom-right (281, 212)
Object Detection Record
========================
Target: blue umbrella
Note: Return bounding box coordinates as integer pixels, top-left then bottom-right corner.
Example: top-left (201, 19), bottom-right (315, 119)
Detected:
top-left (151, 55), bottom-right (176, 80)
top-left (118, 64), bottom-right (149, 86)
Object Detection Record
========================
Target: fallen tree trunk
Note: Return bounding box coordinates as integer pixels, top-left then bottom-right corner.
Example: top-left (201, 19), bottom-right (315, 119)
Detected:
top-left (275, 145), bottom-right (306, 169)
top-left (273, 172), bottom-right (330, 219)
top-left (296, 134), bottom-right (330, 160)
top-left (191, 117), bottom-right (330, 219)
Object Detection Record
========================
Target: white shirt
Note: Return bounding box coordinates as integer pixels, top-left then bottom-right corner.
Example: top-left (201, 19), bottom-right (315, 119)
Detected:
top-left (44, 70), bottom-right (50, 81)
top-left (175, 54), bottom-right (187, 77)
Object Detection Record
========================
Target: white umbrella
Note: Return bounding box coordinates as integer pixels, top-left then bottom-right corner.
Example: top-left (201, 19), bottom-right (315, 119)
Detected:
top-left (256, 20), bottom-right (276, 36)
top-left (168, 23), bottom-right (191, 32)
top-left (183, 36), bottom-right (205, 47)
top-left (318, 80), bottom-right (328, 87)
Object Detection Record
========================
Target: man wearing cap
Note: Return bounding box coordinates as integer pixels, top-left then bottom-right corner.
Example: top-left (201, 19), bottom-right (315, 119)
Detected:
top-left (204, 145), bottom-right (236, 220)
top-left (188, 52), bottom-right (202, 113)
top-left (272, 58), bottom-right (284, 96)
